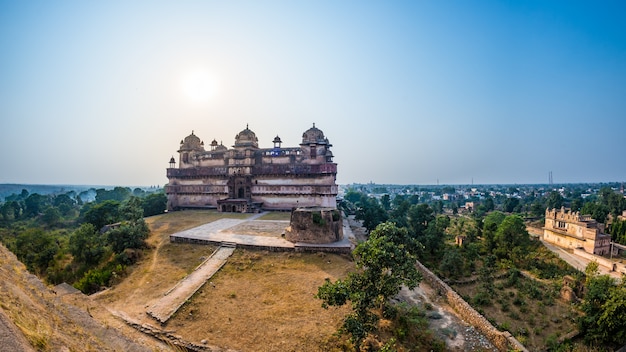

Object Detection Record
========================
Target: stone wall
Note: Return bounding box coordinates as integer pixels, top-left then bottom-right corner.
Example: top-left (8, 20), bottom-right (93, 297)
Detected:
top-left (572, 248), bottom-right (625, 273)
top-left (414, 261), bottom-right (528, 352)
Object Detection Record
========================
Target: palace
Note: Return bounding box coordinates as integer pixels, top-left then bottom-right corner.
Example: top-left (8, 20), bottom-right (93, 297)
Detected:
top-left (543, 207), bottom-right (611, 255)
top-left (165, 124), bottom-right (338, 212)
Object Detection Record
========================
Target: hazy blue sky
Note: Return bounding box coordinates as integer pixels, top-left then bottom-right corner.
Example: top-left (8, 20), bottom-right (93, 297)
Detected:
top-left (1, 0), bottom-right (625, 186)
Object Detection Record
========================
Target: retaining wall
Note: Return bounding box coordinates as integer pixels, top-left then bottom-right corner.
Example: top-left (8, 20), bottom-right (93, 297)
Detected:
top-left (573, 248), bottom-right (622, 272)
top-left (170, 236), bottom-right (352, 254)
top-left (415, 261), bottom-right (528, 352)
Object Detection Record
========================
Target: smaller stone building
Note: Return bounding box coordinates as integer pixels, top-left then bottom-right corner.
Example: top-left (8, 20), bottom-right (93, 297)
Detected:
top-left (543, 207), bottom-right (611, 255)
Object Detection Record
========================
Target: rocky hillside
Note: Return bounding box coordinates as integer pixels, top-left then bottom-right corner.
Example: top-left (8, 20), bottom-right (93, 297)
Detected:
top-left (0, 243), bottom-right (154, 352)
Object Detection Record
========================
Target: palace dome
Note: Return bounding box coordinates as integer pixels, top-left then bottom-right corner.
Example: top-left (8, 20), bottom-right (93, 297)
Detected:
top-left (179, 131), bottom-right (204, 151)
top-left (302, 123), bottom-right (328, 145)
top-left (234, 124), bottom-right (258, 148)
top-left (215, 141), bottom-right (228, 152)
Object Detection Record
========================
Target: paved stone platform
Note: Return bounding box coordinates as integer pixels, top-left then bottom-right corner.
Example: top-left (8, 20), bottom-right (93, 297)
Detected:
top-left (147, 245), bottom-right (236, 323)
top-left (169, 212), bottom-right (354, 253)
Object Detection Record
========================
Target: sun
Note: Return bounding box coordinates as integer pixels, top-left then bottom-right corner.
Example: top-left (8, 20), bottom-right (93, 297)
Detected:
top-left (180, 68), bottom-right (219, 104)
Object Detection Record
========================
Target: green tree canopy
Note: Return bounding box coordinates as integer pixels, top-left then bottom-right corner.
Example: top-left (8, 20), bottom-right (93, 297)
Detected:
top-left (95, 187), bottom-right (131, 203)
top-left (13, 228), bottom-right (59, 276)
top-left (316, 222), bottom-right (422, 350)
top-left (69, 223), bottom-right (106, 266)
top-left (493, 215), bottom-right (529, 259)
top-left (407, 203), bottom-right (434, 237)
top-left (579, 263), bottom-right (626, 347)
top-left (482, 211), bottom-right (506, 253)
top-left (546, 191), bottom-right (564, 210)
top-left (142, 192), bottom-right (167, 217)
top-left (355, 196), bottom-right (388, 233)
top-left (81, 200), bottom-right (121, 229)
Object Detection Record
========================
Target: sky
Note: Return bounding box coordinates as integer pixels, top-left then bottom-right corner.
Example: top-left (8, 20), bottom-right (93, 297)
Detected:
top-left (1, 0), bottom-right (625, 187)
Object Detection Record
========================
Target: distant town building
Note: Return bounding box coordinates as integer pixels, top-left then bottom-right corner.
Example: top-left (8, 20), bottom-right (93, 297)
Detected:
top-left (543, 207), bottom-right (611, 255)
top-left (165, 124), bottom-right (338, 212)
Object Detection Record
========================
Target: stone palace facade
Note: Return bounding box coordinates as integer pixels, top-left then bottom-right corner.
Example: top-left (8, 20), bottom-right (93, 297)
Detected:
top-left (165, 124), bottom-right (338, 212)
top-left (543, 207), bottom-right (611, 255)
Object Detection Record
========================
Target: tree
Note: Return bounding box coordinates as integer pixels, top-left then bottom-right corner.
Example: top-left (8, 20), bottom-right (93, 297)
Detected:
top-left (503, 197), bottom-right (520, 213)
top-left (432, 200), bottom-right (443, 214)
top-left (545, 191), bottom-right (564, 210)
top-left (108, 197), bottom-right (150, 253)
top-left (380, 194), bottom-right (390, 211)
top-left (13, 228), bottom-right (59, 276)
top-left (610, 218), bottom-right (626, 245)
top-left (82, 200), bottom-right (121, 229)
top-left (596, 187), bottom-right (626, 218)
top-left (54, 193), bottom-right (77, 215)
top-left (424, 215), bottom-right (449, 259)
top-left (42, 207), bottom-right (61, 227)
top-left (389, 199), bottom-right (410, 228)
top-left (439, 248), bottom-right (464, 279)
top-left (107, 221), bottom-right (149, 253)
top-left (142, 192), bottom-right (167, 217)
top-left (316, 222), bottom-right (422, 350)
top-left (450, 202), bottom-right (458, 214)
top-left (482, 211), bottom-right (505, 253)
top-left (493, 215), bottom-right (529, 260)
top-left (596, 281), bottom-right (626, 346)
top-left (70, 223), bottom-right (106, 266)
top-left (121, 196), bottom-right (144, 222)
top-left (578, 263), bottom-right (626, 346)
top-left (448, 217), bottom-right (478, 242)
top-left (355, 196), bottom-right (388, 233)
top-left (0, 201), bottom-right (21, 221)
top-left (581, 202), bottom-right (610, 224)
top-left (407, 204), bottom-right (434, 237)
top-left (483, 197), bottom-right (495, 212)
top-left (345, 190), bottom-right (363, 204)
top-left (95, 187), bottom-right (131, 203)
top-left (24, 193), bottom-right (49, 217)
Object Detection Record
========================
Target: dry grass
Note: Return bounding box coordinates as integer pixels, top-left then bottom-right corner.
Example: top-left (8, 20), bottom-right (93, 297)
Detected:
top-left (256, 212), bottom-right (291, 221)
top-left (0, 244), bottom-right (151, 352)
top-left (167, 250), bottom-right (353, 351)
top-left (94, 210), bottom-right (355, 351)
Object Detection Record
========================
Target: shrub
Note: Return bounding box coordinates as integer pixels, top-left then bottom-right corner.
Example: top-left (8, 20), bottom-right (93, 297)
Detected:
top-left (312, 212), bottom-right (326, 226)
top-left (473, 291), bottom-right (491, 306)
top-left (74, 268), bottom-right (112, 294)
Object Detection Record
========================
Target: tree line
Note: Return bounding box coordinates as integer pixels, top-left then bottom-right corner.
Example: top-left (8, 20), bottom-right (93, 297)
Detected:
top-left (0, 187), bottom-right (167, 294)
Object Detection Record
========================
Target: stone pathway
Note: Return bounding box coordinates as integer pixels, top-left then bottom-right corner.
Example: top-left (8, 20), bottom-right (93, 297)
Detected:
top-left (147, 246), bottom-right (236, 323)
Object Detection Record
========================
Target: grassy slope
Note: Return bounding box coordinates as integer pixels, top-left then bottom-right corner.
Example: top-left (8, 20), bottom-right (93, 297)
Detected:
top-left (0, 243), bottom-right (153, 352)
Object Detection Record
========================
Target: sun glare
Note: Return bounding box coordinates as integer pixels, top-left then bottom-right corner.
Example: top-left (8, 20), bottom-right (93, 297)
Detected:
top-left (181, 69), bottom-right (219, 104)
